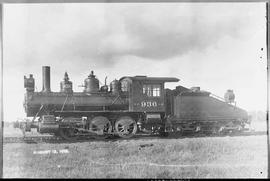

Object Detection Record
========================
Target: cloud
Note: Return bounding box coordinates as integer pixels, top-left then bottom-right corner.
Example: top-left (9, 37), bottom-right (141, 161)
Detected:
top-left (44, 3), bottom-right (260, 67)
top-left (3, 3), bottom-right (265, 70)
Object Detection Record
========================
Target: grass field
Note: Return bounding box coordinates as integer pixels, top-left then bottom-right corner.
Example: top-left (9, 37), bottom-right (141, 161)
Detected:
top-left (3, 134), bottom-right (267, 178)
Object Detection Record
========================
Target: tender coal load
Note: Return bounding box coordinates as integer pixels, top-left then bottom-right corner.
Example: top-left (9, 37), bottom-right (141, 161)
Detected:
top-left (190, 87), bottom-right (200, 92)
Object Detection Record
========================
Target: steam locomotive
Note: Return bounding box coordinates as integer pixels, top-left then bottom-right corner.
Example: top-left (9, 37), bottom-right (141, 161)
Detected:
top-left (18, 66), bottom-right (250, 140)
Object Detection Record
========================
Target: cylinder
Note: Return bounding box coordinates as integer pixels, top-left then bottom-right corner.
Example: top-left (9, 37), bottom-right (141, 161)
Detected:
top-left (38, 123), bottom-right (59, 133)
top-left (42, 66), bottom-right (51, 92)
top-left (38, 115), bottom-right (59, 133)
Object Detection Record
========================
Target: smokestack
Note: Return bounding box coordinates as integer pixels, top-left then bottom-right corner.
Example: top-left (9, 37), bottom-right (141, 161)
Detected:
top-left (42, 66), bottom-right (51, 92)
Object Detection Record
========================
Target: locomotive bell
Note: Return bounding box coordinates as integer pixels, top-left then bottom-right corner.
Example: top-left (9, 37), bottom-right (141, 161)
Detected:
top-left (224, 89), bottom-right (235, 103)
top-left (60, 72), bottom-right (73, 93)
top-left (84, 70), bottom-right (100, 93)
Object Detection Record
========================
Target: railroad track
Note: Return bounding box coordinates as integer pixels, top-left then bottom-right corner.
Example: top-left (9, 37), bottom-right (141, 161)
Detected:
top-left (3, 131), bottom-right (267, 144)
top-left (3, 136), bottom-right (64, 144)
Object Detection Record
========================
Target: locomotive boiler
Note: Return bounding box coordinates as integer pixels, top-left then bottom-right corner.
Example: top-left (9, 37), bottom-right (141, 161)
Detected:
top-left (18, 66), bottom-right (250, 140)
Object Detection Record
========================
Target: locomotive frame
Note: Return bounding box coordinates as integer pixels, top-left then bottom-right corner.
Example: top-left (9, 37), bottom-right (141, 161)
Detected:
top-left (17, 66), bottom-right (251, 140)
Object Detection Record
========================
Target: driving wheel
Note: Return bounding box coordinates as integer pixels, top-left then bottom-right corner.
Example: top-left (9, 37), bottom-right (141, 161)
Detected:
top-left (115, 116), bottom-right (137, 138)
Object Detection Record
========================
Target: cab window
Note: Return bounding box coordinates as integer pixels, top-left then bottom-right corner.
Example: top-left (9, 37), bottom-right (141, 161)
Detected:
top-left (121, 80), bottom-right (129, 92)
top-left (143, 84), bottom-right (161, 97)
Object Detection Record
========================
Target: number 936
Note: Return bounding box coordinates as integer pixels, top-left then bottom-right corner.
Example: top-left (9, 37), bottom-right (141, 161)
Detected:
top-left (141, 101), bottom-right (157, 107)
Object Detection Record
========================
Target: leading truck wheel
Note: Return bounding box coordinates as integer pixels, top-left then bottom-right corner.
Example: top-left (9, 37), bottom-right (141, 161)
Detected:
top-left (115, 116), bottom-right (137, 139)
top-left (59, 128), bottom-right (80, 141)
top-left (89, 116), bottom-right (112, 140)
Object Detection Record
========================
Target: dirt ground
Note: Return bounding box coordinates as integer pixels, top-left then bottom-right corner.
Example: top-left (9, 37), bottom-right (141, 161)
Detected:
top-left (3, 134), bottom-right (267, 178)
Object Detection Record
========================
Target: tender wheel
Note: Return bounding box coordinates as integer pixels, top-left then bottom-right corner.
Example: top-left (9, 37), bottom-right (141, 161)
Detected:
top-left (89, 116), bottom-right (112, 139)
top-left (168, 124), bottom-right (181, 137)
top-left (212, 127), bottom-right (219, 135)
top-left (115, 116), bottom-right (137, 138)
top-left (159, 126), bottom-right (169, 137)
top-left (232, 125), bottom-right (242, 134)
top-left (218, 126), bottom-right (226, 136)
top-left (58, 128), bottom-right (80, 141)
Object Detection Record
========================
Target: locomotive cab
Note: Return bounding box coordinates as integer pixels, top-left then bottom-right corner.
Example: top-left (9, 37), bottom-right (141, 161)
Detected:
top-left (119, 76), bottom-right (179, 113)
top-left (119, 76), bottom-right (179, 134)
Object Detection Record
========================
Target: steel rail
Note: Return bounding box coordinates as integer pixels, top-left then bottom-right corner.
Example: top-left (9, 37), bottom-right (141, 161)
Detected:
top-left (3, 131), bottom-right (266, 144)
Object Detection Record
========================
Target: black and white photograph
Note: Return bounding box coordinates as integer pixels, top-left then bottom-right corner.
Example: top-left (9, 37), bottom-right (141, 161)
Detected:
top-left (1, 1), bottom-right (268, 178)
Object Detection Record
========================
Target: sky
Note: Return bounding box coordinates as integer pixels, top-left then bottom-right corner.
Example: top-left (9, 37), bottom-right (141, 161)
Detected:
top-left (2, 3), bottom-right (267, 122)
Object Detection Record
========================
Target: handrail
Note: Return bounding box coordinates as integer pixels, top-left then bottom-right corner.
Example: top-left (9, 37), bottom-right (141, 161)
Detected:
top-left (60, 94), bottom-right (69, 112)
top-left (111, 94), bottom-right (120, 106)
top-left (210, 93), bottom-right (237, 107)
top-left (31, 105), bottom-right (44, 122)
top-left (210, 93), bottom-right (225, 102)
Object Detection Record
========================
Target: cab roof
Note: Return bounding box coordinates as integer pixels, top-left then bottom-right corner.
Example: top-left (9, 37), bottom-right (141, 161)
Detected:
top-left (119, 76), bottom-right (180, 83)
